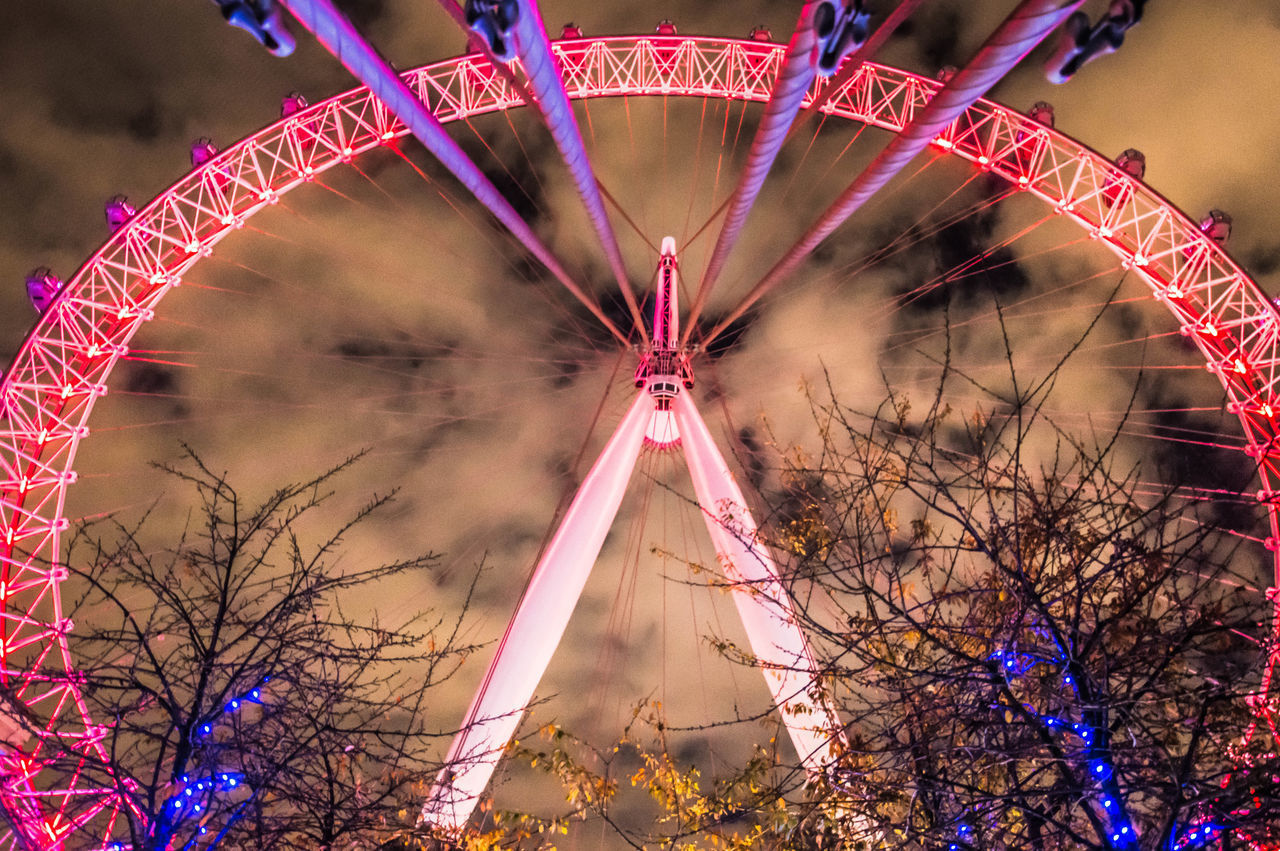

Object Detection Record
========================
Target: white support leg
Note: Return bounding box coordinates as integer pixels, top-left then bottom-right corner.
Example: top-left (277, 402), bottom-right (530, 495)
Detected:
top-left (422, 392), bottom-right (653, 831)
top-left (672, 391), bottom-right (846, 774)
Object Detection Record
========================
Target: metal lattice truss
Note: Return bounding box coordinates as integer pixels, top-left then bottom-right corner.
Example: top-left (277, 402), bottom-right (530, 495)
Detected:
top-left (0, 34), bottom-right (1276, 846)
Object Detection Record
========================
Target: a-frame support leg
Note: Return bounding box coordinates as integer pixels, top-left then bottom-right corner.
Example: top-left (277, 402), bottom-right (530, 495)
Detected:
top-left (421, 392), bottom-right (652, 830)
top-left (672, 390), bottom-right (846, 773)
top-left (423, 389), bottom-right (844, 833)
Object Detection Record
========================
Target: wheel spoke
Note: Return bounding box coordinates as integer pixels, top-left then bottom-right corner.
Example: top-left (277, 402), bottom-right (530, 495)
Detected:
top-left (503, 0), bottom-right (650, 343)
top-left (279, 0), bottom-right (630, 345)
top-left (683, 1), bottom-right (827, 346)
top-left (699, 0), bottom-right (1088, 350)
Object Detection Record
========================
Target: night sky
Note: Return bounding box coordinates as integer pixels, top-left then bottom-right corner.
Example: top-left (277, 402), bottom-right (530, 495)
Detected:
top-left (2, 0), bottom-right (1280, 838)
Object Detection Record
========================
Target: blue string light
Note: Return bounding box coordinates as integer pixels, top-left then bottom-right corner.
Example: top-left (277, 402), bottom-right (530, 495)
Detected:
top-left (984, 647), bottom-right (1140, 850)
top-left (160, 679), bottom-right (270, 842)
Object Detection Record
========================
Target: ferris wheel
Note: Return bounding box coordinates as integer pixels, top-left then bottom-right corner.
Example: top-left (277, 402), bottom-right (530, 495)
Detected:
top-left (0, 0), bottom-right (1276, 847)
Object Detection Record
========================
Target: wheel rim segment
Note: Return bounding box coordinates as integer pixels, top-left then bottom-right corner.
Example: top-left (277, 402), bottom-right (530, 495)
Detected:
top-left (0, 34), bottom-right (1275, 845)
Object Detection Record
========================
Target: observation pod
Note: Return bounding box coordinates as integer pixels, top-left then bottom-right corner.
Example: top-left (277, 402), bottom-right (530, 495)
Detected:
top-left (1102, 147), bottom-right (1145, 206)
top-left (814, 0), bottom-right (870, 77)
top-left (1199, 209), bottom-right (1232, 245)
top-left (464, 0), bottom-right (520, 62)
top-left (1045, 0), bottom-right (1143, 83)
top-left (24, 267), bottom-right (61, 314)
top-left (190, 137), bottom-right (219, 168)
top-left (216, 0), bottom-right (296, 57)
top-left (1115, 147), bottom-right (1146, 179)
top-left (104, 195), bottom-right (136, 233)
top-left (1028, 101), bottom-right (1056, 127)
top-left (280, 91), bottom-right (308, 118)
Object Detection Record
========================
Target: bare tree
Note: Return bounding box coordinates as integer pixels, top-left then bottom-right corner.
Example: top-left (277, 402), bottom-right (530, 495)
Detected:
top-left (494, 365), bottom-right (1280, 850)
top-left (46, 449), bottom-right (476, 850)
top-left (754, 369), bottom-right (1280, 850)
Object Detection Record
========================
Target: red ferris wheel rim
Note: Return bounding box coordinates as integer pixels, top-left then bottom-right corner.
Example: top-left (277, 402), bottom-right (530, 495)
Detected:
top-left (0, 33), bottom-right (1275, 846)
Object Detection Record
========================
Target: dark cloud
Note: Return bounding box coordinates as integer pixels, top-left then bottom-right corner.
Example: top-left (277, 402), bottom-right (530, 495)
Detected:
top-left (336, 0), bottom-right (391, 32)
top-left (1242, 243), bottom-right (1280, 279)
top-left (734, 426), bottom-right (765, 490)
top-left (1145, 394), bottom-right (1258, 532)
top-left (121, 363), bottom-right (178, 397)
top-left (2, 6), bottom-right (1279, 846)
top-left (904, 6), bottom-right (968, 71)
top-left (700, 311), bottom-right (753, 360)
top-left (329, 335), bottom-right (434, 371)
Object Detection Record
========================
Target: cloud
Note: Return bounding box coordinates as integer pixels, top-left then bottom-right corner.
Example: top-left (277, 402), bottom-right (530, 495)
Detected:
top-left (1, 3), bottom-right (1277, 843)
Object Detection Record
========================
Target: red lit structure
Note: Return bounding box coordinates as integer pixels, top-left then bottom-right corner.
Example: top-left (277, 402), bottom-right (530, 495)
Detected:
top-left (0, 29), bottom-right (1276, 848)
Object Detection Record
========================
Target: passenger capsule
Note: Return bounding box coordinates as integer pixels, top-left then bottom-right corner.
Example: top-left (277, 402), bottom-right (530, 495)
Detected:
top-left (1199, 210), bottom-right (1232, 245)
top-left (465, 0), bottom-right (520, 62)
top-left (105, 196), bottom-right (136, 233)
top-left (280, 92), bottom-right (309, 119)
top-left (1115, 148), bottom-right (1145, 180)
top-left (25, 267), bottom-right (62, 314)
top-left (190, 137), bottom-right (219, 168)
top-left (1027, 101), bottom-right (1055, 128)
top-left (814, 0), bottom-right (870, 77)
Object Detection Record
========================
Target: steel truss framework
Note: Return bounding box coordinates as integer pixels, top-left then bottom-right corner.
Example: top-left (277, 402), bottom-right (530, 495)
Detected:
top-left (0, 33), bottom-right (1277, 847)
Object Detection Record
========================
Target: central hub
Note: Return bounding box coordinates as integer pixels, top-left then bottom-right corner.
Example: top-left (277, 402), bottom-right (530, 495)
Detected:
top-left (633, 236), bottom-right (694, 409)
top-left (634, 237), bottom-right (693, 447)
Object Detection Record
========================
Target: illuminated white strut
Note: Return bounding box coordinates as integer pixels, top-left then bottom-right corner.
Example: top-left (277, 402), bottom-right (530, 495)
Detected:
top-left (422, 238), bottom-right (846, 832)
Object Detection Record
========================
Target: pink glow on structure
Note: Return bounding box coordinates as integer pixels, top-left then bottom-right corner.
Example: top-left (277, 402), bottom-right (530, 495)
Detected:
top-left (0, 34), bottom-right (1276, 845)
top-left (422, 392), bottom-right (653, 832)
top-left (644, 407), bottom-right (679, 448)
top-left (654, 236), bottom-right (678, 347)
top-left (672, 391), bottom-right (847, 771)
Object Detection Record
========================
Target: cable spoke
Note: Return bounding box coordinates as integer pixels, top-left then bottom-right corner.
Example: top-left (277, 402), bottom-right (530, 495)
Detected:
top-left (684, 0), bottom-right (927, 345)
top-left (279, 0), bottom-right (629, 344)
top-left (682, 1), bottom-right (825, 345)
top-left (699, 0), bottom-right (1088, 349)
top-left (504, 0), bottom-right (649, 342)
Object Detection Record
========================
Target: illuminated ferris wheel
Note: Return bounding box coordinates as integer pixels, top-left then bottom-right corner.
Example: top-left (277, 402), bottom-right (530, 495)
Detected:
top-left (0, 0), bottom-right (1276, 846)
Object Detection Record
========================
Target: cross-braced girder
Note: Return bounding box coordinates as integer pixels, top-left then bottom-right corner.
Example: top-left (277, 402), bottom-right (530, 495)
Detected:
top-left (0, 33), bottom-right (1277, 847)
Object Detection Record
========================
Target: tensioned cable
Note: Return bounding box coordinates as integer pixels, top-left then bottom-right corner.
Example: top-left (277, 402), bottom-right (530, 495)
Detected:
top-left (433, 0), bottom-right (649, 343)
top-left (698, 0), bottom-right (1089, 350)
top-left (683, 0), bottom-right (929, 345)
top-left (279, 0), bottom-right (629, 344)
